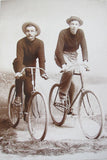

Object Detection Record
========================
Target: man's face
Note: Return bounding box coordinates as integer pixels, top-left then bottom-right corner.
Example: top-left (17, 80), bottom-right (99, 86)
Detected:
top-left (69, 20), bottom-right (80, 35)
top-left (25, 25), bottom-right (37, 41)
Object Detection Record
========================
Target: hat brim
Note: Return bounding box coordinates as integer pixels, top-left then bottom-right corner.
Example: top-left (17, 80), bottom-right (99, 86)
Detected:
top-left (66, 16), bottom-right (83, 26)
top-left (22, 22), bottom-right (41, 36)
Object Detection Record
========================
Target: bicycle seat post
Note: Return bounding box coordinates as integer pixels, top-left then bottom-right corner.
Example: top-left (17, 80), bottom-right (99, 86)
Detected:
top-left (73, 71), bottom-right (84, 90)
top-left (80, 72), bottom-right (84, 90)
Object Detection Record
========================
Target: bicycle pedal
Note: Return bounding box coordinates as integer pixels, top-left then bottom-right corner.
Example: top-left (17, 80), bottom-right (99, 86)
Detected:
top-left (24, 112), bottom-right (28, 115)
top-left (14, 103), bottom-right (22, 107)
top-left (23, 113), bottom-right (28, 123)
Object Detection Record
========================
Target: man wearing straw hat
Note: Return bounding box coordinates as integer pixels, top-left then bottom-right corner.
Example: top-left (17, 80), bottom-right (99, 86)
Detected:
top-left (13, 22), bottom-right (48, 119)
top-left (55, 16), bottom-right (89, 114)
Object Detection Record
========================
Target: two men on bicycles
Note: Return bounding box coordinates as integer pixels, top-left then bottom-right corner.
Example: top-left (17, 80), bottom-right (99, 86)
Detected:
top-left (13, 16), bottom-right (89, 118)
top-left (13, 22), bottom-right (48, 121)
top-left (11, 17), bottom-right (104, 141)
top-left (55, 16), bottom-right (89, 114)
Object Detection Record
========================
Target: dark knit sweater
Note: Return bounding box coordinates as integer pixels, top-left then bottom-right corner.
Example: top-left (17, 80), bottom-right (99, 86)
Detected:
top-left (55, 28), bottom-right (88, 66)
top-left (16, 37), bottom-right (46, 75)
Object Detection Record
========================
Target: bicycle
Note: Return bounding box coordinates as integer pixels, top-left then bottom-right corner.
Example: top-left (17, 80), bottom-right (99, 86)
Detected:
top-left (8, 67), bottom-right (47, 142)
top-left (49, 65), bottom-right (104, 139)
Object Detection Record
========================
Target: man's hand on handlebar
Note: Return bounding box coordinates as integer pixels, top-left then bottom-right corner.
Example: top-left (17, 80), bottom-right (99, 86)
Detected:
top-left (61, 64), bottom-right (68, 72)
top-left (83, 60), bottom-right (90, 71)
top-left (15, 72), bottom-right (23, 79)
top-left (41, 73), bottom-right (48, 80)
top-left (60, 61), bottom-right (90, 73)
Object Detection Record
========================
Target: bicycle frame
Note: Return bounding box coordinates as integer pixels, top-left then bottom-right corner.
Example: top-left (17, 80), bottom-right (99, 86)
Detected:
top-left (8, 66), bottom-right (48, 140)
top-left (56, 71), bottom-right (85, 111)
top-left (20, 67), bottom-right (45, 93)
top-left (15, 67), bottom-right (45, 117)
top-left (69, 72), bottom-right (85, 110)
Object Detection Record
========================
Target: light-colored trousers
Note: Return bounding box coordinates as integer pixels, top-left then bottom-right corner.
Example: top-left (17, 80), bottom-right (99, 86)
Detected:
top-left (59, 51), bottom-right (79, 102)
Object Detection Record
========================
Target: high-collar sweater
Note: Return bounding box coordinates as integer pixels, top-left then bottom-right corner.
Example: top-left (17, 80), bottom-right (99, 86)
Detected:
top-left (55, 28), bottom-right (88, 66)
top-left (16, 37), bottom-right (46, 75)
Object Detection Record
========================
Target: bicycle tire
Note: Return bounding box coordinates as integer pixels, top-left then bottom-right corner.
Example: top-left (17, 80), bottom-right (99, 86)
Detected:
top-left (28, 92), bottom-right (47, 142)
top-left (78, 90), bottom-right (104, 139)
top-left (49, 84), bottom-right (67, 126)
top-left (8, 85), bottom-right (20, 128)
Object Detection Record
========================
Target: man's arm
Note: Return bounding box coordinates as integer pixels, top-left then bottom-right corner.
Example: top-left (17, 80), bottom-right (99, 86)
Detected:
top-left (38, 41), bottom-right (46, 76)
top-left (80, 30), bottom-right (90, 71)
top-left (13, 40), bottom-right (25, 74)
top-left (55, 31), bottom-right (66, 67)
top-left (38, 41), bottom-right (48, 79)
top-left (80, 30), bottom-right (88, 61)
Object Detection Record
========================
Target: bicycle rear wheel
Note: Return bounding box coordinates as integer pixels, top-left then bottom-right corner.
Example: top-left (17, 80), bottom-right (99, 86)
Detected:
top-left (8, 85), bottom-right (19, 128)
top-left (78, 90), bottom-right (104, 139)
top-left (28, 92), bottom-right (47, 142)
top-left (49, 84), bottom-right (67, 126)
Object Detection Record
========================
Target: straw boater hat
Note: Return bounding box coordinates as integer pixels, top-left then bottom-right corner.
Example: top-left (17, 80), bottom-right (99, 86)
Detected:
top-left (22, 22), bottom-right (41, 36)
top-left (66, 16), bottom-right (83, 26)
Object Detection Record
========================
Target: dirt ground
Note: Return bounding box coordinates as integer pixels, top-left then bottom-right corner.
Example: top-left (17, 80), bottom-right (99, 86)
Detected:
top-left (0, 72), bottom-right (107, 160)
top-left (0, 107), bottom-right (107, 160)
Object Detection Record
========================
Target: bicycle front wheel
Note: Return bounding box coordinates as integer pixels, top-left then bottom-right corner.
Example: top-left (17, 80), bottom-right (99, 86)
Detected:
top-left (78, 90), bottom-right (104, 139)
top-left (28, 92), bottom-right (47, 142)
top-left (49, 84), bottom-right (67, 126)
top-left (8, 85), bottom-right (19, 128)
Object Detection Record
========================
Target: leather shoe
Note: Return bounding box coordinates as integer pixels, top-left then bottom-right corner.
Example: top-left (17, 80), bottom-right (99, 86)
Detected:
top-left (67, 109), bottom-right (77, 116)
top-left (24, 112), bottom-right (28, 122)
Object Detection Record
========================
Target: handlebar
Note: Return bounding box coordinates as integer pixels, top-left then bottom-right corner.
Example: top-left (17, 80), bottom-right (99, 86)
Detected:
top-left (20, 67), bottom-right (45, 74)
top-left (15, 67), bottom-right (48, 80)
top-left (15, 67), bottom-right (48, 91)
top-left (60, 63), bottom-right (90, 74)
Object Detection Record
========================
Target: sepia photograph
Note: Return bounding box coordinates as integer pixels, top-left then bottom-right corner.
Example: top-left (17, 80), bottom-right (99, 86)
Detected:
top-left (0, 0), bottom-right (107, 159)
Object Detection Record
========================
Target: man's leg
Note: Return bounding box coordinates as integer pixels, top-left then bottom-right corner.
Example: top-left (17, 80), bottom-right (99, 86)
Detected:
top-left (24, 70), bottom-right (34, 113)
top-left (59, 71), bottom-right (73, 99)
top-left (24, 72), bottom-right (33, 121)
top-left (13, 58), bottom-right (23, 105)
top-left (68, 81), bottom-right (75, 114)
top-left (68, 81), bottom-right (75, 105)
top-left (24, 95), bottom-right (31, 112)
top-left (14, 79), bottom-right (22, 105)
